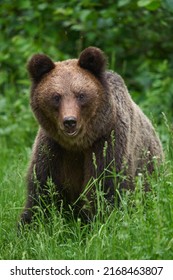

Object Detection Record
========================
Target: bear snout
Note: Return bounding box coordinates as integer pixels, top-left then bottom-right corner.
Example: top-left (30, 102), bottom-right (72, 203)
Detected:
top-left (63, 116), bottom-right (78, 136)
top-left (63, 116), bottom-right (77, 128)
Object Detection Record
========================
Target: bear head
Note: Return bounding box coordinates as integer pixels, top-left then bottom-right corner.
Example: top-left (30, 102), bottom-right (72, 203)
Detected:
top-left (27, 47), bottom-right (115, 150)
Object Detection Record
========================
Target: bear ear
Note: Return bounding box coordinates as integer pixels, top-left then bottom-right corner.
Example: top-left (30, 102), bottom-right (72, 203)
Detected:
top-left (78, 47), bottom-right (107, 77)
top-left (27, 54), bottom-right (55, 82)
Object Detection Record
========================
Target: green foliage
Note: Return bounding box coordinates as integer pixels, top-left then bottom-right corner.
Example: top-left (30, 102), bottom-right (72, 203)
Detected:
top-left (132, 59), bottom-right (173, 125)
top-left (0, 92), bottom-right (37, 148)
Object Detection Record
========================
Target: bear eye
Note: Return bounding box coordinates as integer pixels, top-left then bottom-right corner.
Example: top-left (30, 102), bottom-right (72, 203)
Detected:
top-left (53, 94), bottom-right (61, 104)
top-left (77, 93), bottom-right (85, 101)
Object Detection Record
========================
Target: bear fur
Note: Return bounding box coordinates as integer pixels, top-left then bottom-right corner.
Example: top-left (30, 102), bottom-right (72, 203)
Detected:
top-left (20, 47), bottom-right (163, 225)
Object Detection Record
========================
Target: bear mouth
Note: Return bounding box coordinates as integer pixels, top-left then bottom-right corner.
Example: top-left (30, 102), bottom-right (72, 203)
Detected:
top-left (63, 129), bottom-right (79, 137)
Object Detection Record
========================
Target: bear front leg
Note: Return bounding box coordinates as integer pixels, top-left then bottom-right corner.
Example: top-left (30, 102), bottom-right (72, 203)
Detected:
top-left (19, 162), bottom-right (46, 228)
top-left (81, 136), bottom-right (116, 220)
top-left (19, 132), bottom-right (59, 228)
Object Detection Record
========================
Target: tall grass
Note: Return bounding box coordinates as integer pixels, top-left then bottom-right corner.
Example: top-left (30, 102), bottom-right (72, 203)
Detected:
top-left (0, 121), bottom-right (173, 260)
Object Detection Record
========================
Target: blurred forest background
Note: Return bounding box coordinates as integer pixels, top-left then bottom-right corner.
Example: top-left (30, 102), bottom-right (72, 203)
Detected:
top-left (0, 0), bottom-right (173, 150)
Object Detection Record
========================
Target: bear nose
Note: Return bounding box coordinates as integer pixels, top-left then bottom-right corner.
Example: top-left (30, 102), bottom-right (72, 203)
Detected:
top-left (63, 117), bottom-right (77, 129)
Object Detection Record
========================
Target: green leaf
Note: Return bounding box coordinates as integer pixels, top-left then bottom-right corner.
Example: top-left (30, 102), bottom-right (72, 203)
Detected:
top-left (138, 0), bottom-right (153, 6)
top-left (138, 0), bottom-right (160, 10)
top-left (147, 2), bottom-right (161, 10)
top-left (18, 0), bottom-right (31, 9)
top-left (38, 3), bottom-right (48, 11)
top-left (54, 7), bottom-right (73, 16)
top-left (118, 0), bottom-right (131, 7)
top-left (79, 9), bottom-right (91, 22)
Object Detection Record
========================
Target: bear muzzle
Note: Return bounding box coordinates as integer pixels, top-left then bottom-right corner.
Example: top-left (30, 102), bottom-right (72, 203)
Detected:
top-left (63, 116), bottom-right (78, 137)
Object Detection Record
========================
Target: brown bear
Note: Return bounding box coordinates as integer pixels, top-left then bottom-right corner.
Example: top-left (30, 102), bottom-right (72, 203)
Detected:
top-left (20, 47), bottom-right (163, 225)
